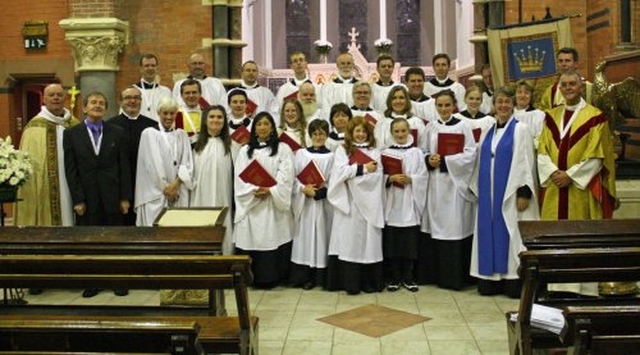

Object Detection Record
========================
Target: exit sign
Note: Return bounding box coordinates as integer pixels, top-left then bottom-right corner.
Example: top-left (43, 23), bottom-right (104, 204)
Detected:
top-left (24, 37), bottom-right (47, 50)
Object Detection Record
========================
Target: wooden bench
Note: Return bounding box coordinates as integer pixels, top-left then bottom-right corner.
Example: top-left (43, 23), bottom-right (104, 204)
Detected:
top-left (562, 305), bottom-right (640, 355)
top-left (0, 225), bottom-right (226, 314)
top-left (0, 254), bottom-right (258, 355)
top-left (0, 316), bottom-right (202, 354)
top-left (506, 247), bottom-right (640, 355)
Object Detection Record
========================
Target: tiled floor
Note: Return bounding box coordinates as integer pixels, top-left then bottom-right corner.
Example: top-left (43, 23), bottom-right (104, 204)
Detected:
top-left (20, 285), bottom-right (516, 355)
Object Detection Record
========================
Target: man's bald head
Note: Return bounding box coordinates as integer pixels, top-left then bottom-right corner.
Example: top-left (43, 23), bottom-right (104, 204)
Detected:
top-left (43, 84), bottom-right (66, 116)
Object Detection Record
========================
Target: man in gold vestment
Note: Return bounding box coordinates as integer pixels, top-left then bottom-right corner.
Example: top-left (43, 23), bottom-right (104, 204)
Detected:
top-left (538, 71), bottom-right (617, 295)
top-left (14, 84), bottom-right (80, 226)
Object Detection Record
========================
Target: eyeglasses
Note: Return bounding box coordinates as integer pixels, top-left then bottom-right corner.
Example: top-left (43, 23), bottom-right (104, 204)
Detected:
top-left (123, 96), bottom-right (141, 100)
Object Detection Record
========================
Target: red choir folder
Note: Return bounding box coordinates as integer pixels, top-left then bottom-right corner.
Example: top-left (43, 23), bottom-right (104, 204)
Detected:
top-left (381, 154), bottom-right (404, 188)
top-left (230, 125), bottom-right (251, 145)
top-left (239, 159), bottom-right (277, 187)
top-left (297, 160), bottom-right (326, 187)
top-left (279, 131), bottom-right (302, 152)
top-left (437, 132), bottom-right (465, 156)
top-left (348, 148), bottom-right (375, 165)
top-left (245, 98), bottom-right (258, 117)
top-left (284, 90), bottom-right (299, 102)
top-left (364, 113), bottom-right (377, 126)
top-left (472, 128), bottom-right (481, 143)
top-left (410, 129), bottom-right (419, 148)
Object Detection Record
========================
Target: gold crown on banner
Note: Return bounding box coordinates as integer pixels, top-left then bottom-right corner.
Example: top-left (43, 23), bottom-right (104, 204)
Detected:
top-left (513, 46), bottom-right (546, 73)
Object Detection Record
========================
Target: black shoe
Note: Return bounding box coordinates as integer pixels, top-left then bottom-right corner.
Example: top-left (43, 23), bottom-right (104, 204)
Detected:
top-left (402, 282), bottom-right (419, 292)
top-left (28, 288), bottom-right (43, 295)
top-left (82, 289), bottom-right (100, 298)
top-left (302, 281), bottom-right (316, 290)
top-left (386, 283), bottom-right (400, 292)
top-left (114, 289), bottom-right (129, 296)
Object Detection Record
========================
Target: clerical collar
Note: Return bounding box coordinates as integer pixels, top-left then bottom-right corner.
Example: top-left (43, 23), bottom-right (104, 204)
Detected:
top-left (187, 75), bottom-right (207, 80)
top-left (333, 75), bottom-right (357, 84)
top-left (410, 94), bottom-right (430, 103)
top-left (429, 77), bottom-right (455, 87)
top-left (495, 116), bottom-right (514, 129)
top-left (354, 142), bottom-right (370, 148)
top-left (290, 77), bottom-right (311, 86)
top-left (565, 98), bottom-right (585, 111)
top-left (329, 131), bottom-right (345, 140)
top-left (437, 116), bottom-right (460, 126)
top-left (515, 105), bottom-right (535, 113)
top-left (184, 106), bottom-right (201, 113)
top-left (307, 146), bottom-right (331, 154)
top-left (460, 110), bottom-right (486, 119)
top-left (242, 81), bottom-right (259, 89)
top-left (254, 141), bottom-right (269, 149)
top-left (138, 79), bottom-right (157, 90)
top-left (376, 80), bottom-right (394, 87)
top-left (351, 105), bottom-right (373, 112)
top-left (123, 112), bottom-right (140, 120)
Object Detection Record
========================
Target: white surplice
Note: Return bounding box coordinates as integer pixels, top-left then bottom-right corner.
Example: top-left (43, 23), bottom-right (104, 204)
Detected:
top-left (190, 137), bottom-right (235, 254)
top-left (233, 143), bottom-right (295, 251)
top-left (135, 127), bottom-right (194, 226)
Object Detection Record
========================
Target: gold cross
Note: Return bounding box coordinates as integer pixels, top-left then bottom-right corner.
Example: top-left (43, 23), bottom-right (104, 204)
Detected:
top-left (67, 85), bottom-right (81, 111)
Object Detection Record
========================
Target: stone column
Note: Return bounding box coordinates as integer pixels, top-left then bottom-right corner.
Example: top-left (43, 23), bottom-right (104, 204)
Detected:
top-left (59, 18), bottom-right (128, 118)
top-left (210, 0), bottom-right (246, 86)
top-left (228, 0), bottom-right (247, 82)
top-left (470, 0), bottom-right (490, 74)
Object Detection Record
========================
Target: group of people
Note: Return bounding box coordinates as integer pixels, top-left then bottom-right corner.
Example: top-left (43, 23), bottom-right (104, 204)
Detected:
top-left (14, 46), bottom-right (616, 298)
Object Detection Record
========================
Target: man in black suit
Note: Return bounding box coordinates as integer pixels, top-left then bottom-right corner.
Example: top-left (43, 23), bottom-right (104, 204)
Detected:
top-left (107, 86), bottom-right (158, 226)
top-left (63, 91), bottom-right (132, 298)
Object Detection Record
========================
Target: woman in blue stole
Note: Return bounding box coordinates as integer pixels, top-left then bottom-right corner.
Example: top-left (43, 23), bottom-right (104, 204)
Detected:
top-left (470, 86), bottom-right (540, 298)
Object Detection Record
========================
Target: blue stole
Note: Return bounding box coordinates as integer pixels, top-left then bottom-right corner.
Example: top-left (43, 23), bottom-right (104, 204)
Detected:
top-left (477, 119), bottom-right (516, 275)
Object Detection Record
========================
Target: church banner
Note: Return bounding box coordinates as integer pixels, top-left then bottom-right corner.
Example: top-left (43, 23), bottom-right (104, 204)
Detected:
top-left (487, 18), bottom-right (573, 87)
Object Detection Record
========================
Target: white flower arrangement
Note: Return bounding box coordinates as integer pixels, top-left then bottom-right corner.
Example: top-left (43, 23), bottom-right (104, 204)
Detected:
top-left (314, 39), bottom-right (333, 55)
top-left (374, 38), bottom-right (393, 53)
top-left (0, 136), bottom-right (32, 188)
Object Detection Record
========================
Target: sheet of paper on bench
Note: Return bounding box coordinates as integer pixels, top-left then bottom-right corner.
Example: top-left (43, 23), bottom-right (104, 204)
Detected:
top-left (510, 303), bottom-right (566, 335)
top-left (153, 207), bottom-right (228, 227)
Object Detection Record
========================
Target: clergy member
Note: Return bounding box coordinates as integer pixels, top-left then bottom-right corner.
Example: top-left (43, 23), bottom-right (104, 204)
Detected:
top-left (177, 79), bottom-right (203, 142)
top-left (15, 84), bottom-right (79, 228)
top-left (537, 71), bottom-right (617, 296)
top-left (538, 47), bottom-right (593, 111)
top-left (320, 52), bottom-right (358, 117)
top-left (107, 86), bottom-right (158, 225)
top-left (298, 82), bottom-right (322, 122)
top-left (239, 61), bottom-right (280, 125)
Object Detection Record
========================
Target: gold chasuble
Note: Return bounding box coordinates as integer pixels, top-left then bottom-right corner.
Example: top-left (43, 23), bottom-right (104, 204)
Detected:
top-left (14, 115), bottom-right (79, 226)
top-left (538, 104), bottom-right (616, 220)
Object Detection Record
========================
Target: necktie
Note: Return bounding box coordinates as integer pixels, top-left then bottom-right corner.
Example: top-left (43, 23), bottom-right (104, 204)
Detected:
top-left (90, 125), bottom-right (101, 141)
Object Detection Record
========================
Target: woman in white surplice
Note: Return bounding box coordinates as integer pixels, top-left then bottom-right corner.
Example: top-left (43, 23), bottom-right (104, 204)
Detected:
top-left (326, 116), bottom-right (385, 295)
top-left (135, 97), bottom-right (194, 226)
top-left (190, 105), bottom-right (234, 255)
top-left (234, 112), bottom-right (295, 289)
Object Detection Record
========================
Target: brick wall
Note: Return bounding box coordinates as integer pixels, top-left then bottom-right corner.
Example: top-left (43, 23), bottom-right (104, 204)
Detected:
top-left (115, 0), bottom-right (214, 94)
top-left (69, 0), bottom-right (116, 18)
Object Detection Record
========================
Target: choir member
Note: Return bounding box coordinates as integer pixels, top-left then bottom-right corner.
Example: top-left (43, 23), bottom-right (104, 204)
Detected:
top-left (135, 98), bottom-right (194, 226)
top-left (454, 86), bottom-right (496, 144)
top-left (418, 90), bottom-right (477, 290)
top-left (326, 116), bottom-right (385, 295)
top-left (381, 118), bottom-right (428, 292)
top-left (278, 99), bottom-right (308, 149)
top-left (227, 89), bottom-right (252, 161)
top-left (290, 120), bottom-right (334, 290)
top-left (371, 55), bottom-right (403, 113)
top-left (190, 105), bottom-right (235, 255)
top-left (513, 80), bottom-right (545, 142)
top-left (423, 53), bottom-right (466, 111)
top-left (325, 103), bottom-right (352, 152)
top-left (234, 112), bottom-right (295, 289)
top-left (375, 86), bottom-right (427, 150)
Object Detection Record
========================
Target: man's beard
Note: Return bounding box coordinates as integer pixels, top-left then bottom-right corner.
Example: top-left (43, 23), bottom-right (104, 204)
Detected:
top-left (301, 101), bottom-right (318, 118)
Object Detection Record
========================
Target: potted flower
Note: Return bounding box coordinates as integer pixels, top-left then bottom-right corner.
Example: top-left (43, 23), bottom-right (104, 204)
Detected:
top-left (0, 136), bottom-right (32, 202)
top-left (314, 39), bottom-right (333, 63)
top-left (374, 38), bottom-right (393, 56)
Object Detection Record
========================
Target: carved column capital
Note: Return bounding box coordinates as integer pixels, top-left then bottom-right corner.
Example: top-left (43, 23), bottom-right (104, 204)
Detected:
top-left (59, 18), bottom-right (129, 72)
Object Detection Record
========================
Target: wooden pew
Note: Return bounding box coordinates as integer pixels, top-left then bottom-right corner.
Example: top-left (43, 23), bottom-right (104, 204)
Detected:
top-left (0, 317), bottom-right (202, 355)
top-left (562, 305), bottom-right (640, 355)
top-left (506, 247), bottom-right (640, 355)
top-left (0, 254), bottom-right (258, 355)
